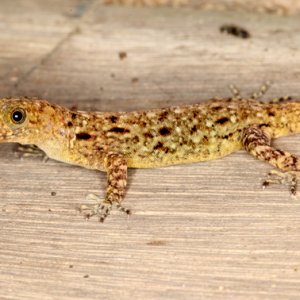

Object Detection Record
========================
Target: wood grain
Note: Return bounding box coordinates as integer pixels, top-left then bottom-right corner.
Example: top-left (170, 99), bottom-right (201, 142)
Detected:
top-left (1, 1), bottom-right (300, 299)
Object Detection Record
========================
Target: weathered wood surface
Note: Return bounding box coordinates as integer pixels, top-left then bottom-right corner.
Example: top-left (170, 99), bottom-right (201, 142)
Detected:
top-left (1, 1), bottom-right (300, 299)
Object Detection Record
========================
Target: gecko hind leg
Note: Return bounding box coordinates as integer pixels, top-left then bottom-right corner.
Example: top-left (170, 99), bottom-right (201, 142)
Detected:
top-left (243, 124), bottom-right (300, 197)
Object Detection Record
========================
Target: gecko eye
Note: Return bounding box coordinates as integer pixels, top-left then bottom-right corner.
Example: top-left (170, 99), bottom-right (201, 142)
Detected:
top-left (11, 108), bottom-right (26, 124)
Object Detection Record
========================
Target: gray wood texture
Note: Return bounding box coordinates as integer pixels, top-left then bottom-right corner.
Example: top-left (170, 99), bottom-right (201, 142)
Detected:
top-left (1, 1), bottom-right (300, 299)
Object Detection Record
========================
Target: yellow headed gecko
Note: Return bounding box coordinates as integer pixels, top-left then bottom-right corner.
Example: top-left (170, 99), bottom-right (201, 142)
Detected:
top-left (0, 89), bottom-right (300, 222)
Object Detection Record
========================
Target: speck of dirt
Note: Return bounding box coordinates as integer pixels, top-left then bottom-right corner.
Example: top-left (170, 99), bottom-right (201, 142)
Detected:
top-left (119, 51), bottom-right (127, 60)
top-left (146, 240), bottom-right (167, 246)
top-left (220, 24), bottom-right (250, 39)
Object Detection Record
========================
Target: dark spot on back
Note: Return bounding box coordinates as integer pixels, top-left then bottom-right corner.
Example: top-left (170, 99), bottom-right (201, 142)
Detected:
top-left (67, 121), bottom-right (73, 127)
top-left (132, 136), bottom-right (140, 143)
top-left (223, 132), bottom-right (233, 139)
top-left (153, 141), bottom-right (169, 153)
top-left (71, 113), bottom-right (77, 119)
top-left (276, 149), bottom-right (285, 156)
top-left (268, 111), bottom-right (275, 117)
top-left (163, 147), bottom-right (169, 153)
top-left (108, 127), bottom-right (130, 134)
top-left (76, 132), bottom-right (92, 140)
top-left (211, 106), bottom-right (222, 111)
top-left (144, 132), bottom-right (153, 139)
top-left (158, 111), bottom-right (168, 121)
top-left (191, 125), bottom-right (197, 133)
top-left (140, 121), bottom-right (147, 128)
top-left (202, 135), bottom-right (209, 144)
top-left (110, 115), bottom-right (118, 123)
top-left (159, 127), bottom-right (171, 136)
top-left (154, 142), bottom-right (163, 150)
top-left (258, 123), bottom-right (270, 128)
top-left (216, 117), bottom-right (229, 125)
top-left (95, 146), bottom-right (104, 151)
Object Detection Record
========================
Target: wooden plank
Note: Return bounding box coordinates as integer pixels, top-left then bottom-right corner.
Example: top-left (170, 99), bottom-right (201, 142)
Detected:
top-left (1, 1), bottom-right (300, 299)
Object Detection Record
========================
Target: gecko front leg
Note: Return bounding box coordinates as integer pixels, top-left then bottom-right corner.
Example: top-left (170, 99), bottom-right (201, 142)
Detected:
top-left (14, 144), bottom-right (49, 162)
top-left (242, 124), bottom-right (300, 195)
top-left (79, 152), bottom-right (131, 222)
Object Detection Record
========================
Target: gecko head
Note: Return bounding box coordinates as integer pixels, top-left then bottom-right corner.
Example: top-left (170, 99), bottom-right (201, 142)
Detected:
top-left (0, 97), bottom-right (55, 144)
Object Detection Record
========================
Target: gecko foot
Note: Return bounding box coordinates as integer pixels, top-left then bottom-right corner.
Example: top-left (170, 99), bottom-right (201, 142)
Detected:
top-left (228, 81), bottom-right (272, 100)
top-left (78, 193), bottom-right (131, 222)
top-left (262, 169), bottom-right (298, 198)
top-left (14, 144), bottom-right (49, 162)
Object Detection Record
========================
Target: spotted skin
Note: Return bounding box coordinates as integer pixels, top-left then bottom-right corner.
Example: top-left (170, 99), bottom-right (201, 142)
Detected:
top-left (1, 95), bottom-right (300, 222)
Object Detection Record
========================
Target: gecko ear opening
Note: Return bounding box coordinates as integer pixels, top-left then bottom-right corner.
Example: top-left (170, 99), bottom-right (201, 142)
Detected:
top-left (10, 108), bottom-right (26, 124)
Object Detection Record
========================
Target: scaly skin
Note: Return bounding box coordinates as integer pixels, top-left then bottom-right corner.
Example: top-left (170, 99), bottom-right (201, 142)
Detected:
top-left (1, 96), bottom-right (300, 221)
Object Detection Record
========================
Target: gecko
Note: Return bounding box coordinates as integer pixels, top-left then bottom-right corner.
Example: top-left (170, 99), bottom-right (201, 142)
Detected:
top-left (1, 86), bottom-right (300, 222)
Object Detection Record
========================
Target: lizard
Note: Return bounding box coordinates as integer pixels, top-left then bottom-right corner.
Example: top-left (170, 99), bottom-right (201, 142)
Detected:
top-left (0, 85), bottom-right (300, 222)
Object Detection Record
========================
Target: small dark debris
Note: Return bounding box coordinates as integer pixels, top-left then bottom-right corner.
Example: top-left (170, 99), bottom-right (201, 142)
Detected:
top-left (69, 265), bottom-right (74, 268)
top-left (51, 192), bottom-right (56, 196)
top-left (131, 77), bottom-right (139, 83)
top-left (146, 240), bottom-right (167, 246)
top-left (220, 24), bottom-right (250, 39)
top-left (83, 274), bottom-right (89, 278)
top-left (119, 51), bottom-right (127, 60)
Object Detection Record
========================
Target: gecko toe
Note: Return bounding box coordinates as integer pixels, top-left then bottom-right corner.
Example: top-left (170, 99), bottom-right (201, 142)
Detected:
top-left (115, 204), bottom-right (132, 215)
